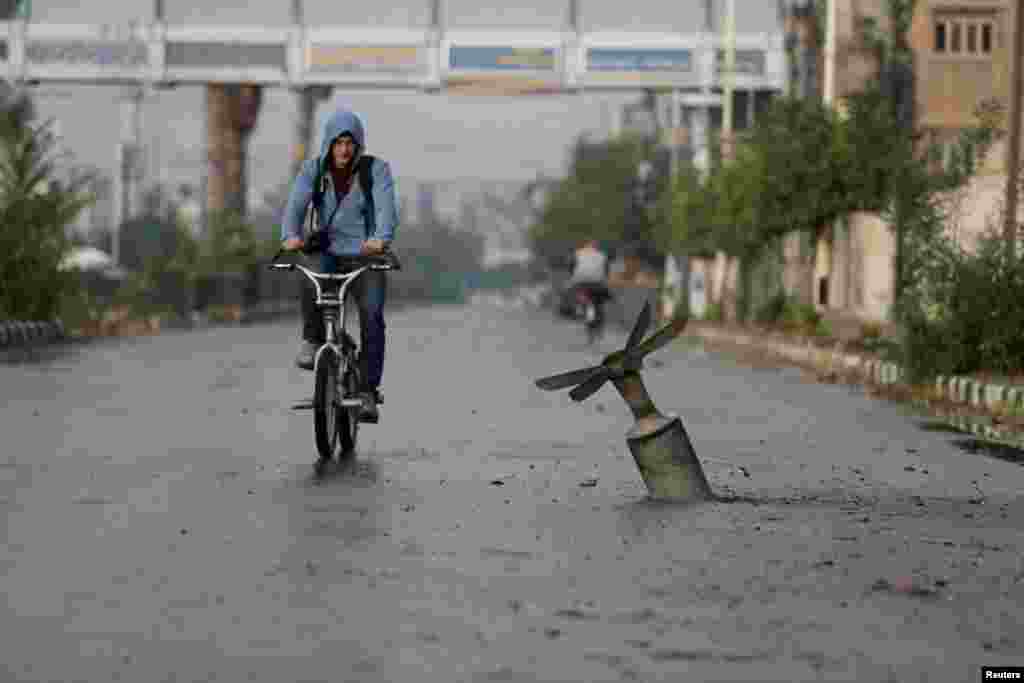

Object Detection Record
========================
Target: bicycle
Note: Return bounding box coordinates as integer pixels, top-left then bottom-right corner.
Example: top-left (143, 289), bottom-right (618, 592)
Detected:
top-left (268, 250), bottom-right (400, 474)
top-left (567, 281), bottom-right (611, 346)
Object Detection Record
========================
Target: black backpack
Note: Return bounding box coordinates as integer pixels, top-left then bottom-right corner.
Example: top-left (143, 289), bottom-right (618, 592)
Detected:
top-left (304, 155), bottom-right (375, 252)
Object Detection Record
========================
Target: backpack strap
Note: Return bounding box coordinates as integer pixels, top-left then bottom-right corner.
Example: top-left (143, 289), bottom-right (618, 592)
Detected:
top-left (357, 155), bottom-right (376, 238)
top-left (308, 157), bottom-right (327, 236)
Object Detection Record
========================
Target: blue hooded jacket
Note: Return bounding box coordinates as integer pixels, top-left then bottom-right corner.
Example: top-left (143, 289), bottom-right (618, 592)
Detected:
top-left (281, 108), bottom-right (399, 256)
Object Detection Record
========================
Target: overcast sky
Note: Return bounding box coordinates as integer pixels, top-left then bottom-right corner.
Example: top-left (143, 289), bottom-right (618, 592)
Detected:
top-left (26, 1), bottom-right (781, 208)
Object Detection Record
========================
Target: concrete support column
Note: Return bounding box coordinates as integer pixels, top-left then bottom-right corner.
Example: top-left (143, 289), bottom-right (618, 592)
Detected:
top-left (424, 0), bottom-right (444, 91)
top-left (561, 0), bottom-right (581, 91)
top-left (205, 83), bottom-right (263, 219)
top-left (9, 14), bottom-right (26, 83)
top-left (669, 89), bottom-right (681, 179)
top-left (113, 87), bottom-right (143, 266)
top-left (822, 0), bottom-right (837, 106)
top-left (149, 0), bottom-right (166, 84)
top-left (690, 106), bottom-right (710, 177)
top-left (720, 0), bottom-right (735, 161)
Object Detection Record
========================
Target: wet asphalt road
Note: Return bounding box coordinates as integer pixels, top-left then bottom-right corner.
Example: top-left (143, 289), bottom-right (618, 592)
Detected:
top-left (2, 298), bottom-right (1023, 683)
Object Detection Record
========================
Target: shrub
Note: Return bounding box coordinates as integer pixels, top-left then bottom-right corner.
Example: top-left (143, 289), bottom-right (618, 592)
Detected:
top-left (859, 321), bottom-right (883, 341)
top-left (754, 290), bottom-right (790, 326)
top-left (0, 105), bottom-right (94, 321)
top-left (778, 300), bottom-right (821, 335)
top-left (901, 228), bottom-right (1024, 380)
top-left (703, 302), bottom-right (724, 322)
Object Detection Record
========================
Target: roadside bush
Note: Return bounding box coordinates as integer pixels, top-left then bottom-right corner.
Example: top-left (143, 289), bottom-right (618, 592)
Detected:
top-left (0, 103), bottom-right (93, 321)
top-left (778, 299), bottom-right (821, 335)
top-left (901, 229), bottom-right (1024, 380)
top-left (703, 302), bottom-right (724, 322)
top-left (859, 321), bottom-right (883, 341)
top-left (754, 290), bottom-right (789, 326)
top-left (812, 318), bottom-right (833, 339)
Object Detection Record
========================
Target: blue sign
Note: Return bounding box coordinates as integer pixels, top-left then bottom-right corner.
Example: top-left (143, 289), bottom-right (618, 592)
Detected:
top-left (587, 48), bottom-right (692, 72)
top-left (449, 46), bottom-right (555, 71)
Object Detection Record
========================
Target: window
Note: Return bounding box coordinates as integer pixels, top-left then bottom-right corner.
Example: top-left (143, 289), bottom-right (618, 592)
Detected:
top-left (933, 14), bottom-right (996, 56)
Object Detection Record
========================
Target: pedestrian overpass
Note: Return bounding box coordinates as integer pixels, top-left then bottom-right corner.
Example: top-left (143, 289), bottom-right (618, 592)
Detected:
top-left (1, 20), bottom-right (784, 94)
top-left (1, 12), bottom-right (785, 264)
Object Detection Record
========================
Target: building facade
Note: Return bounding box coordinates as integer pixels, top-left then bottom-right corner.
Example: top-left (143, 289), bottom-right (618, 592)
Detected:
top-left (807, 0), bottom-right (1019, 324)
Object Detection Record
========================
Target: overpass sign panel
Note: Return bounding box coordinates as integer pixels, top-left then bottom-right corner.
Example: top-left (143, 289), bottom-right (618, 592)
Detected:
top-left (449, 45), bottom-right (556, 71)
top-left (582, 47), bottom-right (695, 87)
top-left (165, 42), bottom-right (285, 69)
top-left (587, 48), bottom-right (692, 72)
top-left (308, 45), bottom-right (421, 75)
top-left (446, 45), bottom-right (559, 94)
top-left (26, 39), bottom-right (148, 68)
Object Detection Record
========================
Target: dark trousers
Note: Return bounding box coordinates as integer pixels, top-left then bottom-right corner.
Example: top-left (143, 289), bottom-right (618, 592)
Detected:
top-left (301, 252), bottom-right (387, 390)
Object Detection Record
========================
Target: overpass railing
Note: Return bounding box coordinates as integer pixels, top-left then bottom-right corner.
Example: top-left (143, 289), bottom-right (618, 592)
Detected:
top-left (0, 20), bottom-right (785, 92)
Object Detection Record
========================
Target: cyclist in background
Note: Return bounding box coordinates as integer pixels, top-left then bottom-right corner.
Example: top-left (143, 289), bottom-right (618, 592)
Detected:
top-left (565, 239), bottom-right (613, 335)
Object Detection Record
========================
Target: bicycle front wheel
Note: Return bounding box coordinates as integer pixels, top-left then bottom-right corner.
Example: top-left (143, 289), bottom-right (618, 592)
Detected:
top-left (313, 351), bottom-right (340, 463)
top-left (336, 356), bottom-right (359, 457)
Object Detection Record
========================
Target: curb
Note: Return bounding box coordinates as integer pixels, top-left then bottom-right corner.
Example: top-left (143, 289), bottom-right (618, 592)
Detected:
top-left (0, 320), bottom-right (65, 349)
top-left (685, 323), bottom-right (1024, 443)
top-left (920, 402), bottom-right (1024, 451)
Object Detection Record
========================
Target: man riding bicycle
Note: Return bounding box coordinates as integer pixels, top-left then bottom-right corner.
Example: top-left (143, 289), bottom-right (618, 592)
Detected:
top-left (280, 106), bottom-right (399, 423)
top-left (565, 239), bottom-right (613, 327)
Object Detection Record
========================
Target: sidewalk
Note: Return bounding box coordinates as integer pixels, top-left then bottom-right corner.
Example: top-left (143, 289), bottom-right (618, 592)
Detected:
top-left (683, 319), bottom-right (1024, 452)
top-left (0, 293), bottom-right (443, 353)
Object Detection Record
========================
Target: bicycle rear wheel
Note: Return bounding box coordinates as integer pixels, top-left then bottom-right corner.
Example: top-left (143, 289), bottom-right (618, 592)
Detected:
top-left (313, 351), bottom-right (340, 465)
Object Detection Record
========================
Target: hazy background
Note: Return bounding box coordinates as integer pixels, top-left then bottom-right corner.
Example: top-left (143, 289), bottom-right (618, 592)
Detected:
top-left (26, 1), bottom-right (779, 213)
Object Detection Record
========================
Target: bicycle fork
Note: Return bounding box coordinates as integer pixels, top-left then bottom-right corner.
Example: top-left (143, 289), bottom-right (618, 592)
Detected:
top-left (316, 307), bottom-right (363, 411)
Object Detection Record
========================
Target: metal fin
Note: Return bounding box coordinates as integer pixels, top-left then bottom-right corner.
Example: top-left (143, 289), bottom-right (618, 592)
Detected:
top-left (625, 301), bottom-right (652, 351)
top-left (569, 369), bottom-right (610, 402)
top-left (629, 314), bottom-right (690, 361)
top-left (535, 365), bottom-right (602, 391)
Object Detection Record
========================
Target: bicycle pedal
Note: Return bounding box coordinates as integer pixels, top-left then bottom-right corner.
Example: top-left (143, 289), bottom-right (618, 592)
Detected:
top-left (340, 399), bottom-right (363, 409)
top-left (292, 400), bottom-right (314, 410)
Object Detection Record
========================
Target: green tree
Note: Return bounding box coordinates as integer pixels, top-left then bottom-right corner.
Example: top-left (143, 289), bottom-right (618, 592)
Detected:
top-left (748, 96), bottom-right (852, 243)
top-left (528, 134), bottom-right (652, 265)
top-left (0, 96), bottom-right (94, 321)
top-left (661, 95), bottom-right (856, 321)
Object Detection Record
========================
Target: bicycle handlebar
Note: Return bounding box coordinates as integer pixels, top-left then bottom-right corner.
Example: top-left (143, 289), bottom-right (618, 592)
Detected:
top-left (267, 248), bottom-right (402, 273)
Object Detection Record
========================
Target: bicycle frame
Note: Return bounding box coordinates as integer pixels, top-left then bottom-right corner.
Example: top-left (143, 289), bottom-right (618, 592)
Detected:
top-left (268, 252), bottom-right (398, 466)
top-left (270, 260), bottom-right (385, 378)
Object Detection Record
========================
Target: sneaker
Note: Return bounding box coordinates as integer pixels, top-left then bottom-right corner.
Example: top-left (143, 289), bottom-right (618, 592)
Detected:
top-left (359, 390), bottom-right (380, 423)
top-left (294, 341), bottom-right (318, 371)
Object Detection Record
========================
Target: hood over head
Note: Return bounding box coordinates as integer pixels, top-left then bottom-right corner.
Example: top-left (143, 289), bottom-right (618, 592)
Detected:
top-left (319, 108), bottom-right (366, 169)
